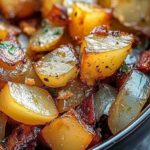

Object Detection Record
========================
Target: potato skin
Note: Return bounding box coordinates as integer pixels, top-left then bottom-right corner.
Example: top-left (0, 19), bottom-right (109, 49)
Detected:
top-left (69, 3), bottom-right (111, 39)
top-left (0, 0), bottom-right (40, 19)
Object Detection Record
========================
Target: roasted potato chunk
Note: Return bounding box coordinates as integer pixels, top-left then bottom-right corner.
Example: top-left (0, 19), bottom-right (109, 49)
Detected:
top-left (41, 0), bottom-right (62, 17)
top-left (0, 82), bottom-right (58, 125)
top-left (42, 110), bottom-right (94, 150)
top-left (29, 23), bottom-right (64, 52)
top-left (69, 2), bottom-right (111, 39)
top-left (0, 0), bottom-right (40, 19)
top-left (80, 26), bottom-right (133, 85)
top-left (34, 45), bottom-right (79, 88)
top-left (0, 27), bottom-right (8, 40)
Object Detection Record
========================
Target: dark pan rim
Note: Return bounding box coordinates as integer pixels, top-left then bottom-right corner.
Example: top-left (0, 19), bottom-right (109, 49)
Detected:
top-left (90, 105), bottom-right (150, 150)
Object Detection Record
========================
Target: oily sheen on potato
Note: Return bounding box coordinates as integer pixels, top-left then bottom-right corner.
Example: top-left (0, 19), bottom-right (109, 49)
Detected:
top-left (0, 82), bottom-right (58, 125)
top-left (29, 23), bottom-right (64, 52)
top-left (42, 110), bottom-right (94, 150)
top-left (34, 45), bottom-right (79, 88)
top-left (80, 26), bottom-right (133, 85)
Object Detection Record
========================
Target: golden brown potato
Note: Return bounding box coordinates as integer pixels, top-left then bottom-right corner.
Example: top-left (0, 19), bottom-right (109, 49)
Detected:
top-left (28, 23), bottom-right (64, 52)
top-left (42, 110), bottom-right (94, 150)
top-left (41, 0), bottom-right (63, 17)
top-left (69, 2), bottom-right (111, 39)
top-left (46, 4), bottom-right (68, 26)
top-left (0, 22), bottom-right (21, 40)
top-left (0, 0), bottom-right (40, 19)
top-left (80, 26), bottom-right (133, 86)
top-left (0, 82), bottom-right (58, 125)
top-left (34, 45), bottom-right (79, 88)
top-left (0, 25), bottom-right (8, 40)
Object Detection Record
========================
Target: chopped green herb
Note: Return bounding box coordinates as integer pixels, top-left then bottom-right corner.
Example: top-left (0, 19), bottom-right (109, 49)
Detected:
top-left (48, 88), bottom-right (58, 97)
top-left (43, 27), bottom-right (49, 33)
top-left (53, 29), bottom-right (62, 35)
top-left (120, 64), bottom-right (129, 73)
top-left (0, 41), bottom-right (17, 54)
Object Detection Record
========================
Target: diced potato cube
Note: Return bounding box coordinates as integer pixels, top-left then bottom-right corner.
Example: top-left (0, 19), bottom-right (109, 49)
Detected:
top-left (69, 3), bottom-right (111, 39)
top-left (80, 26), bottom-right (133, 85)
top-left (42, 110), bottom-right (94, 150)
top-left (34, 45), bottom-right (79, 88)
top-left (41, 0), bottom-right (62, 17)
top-left (0, 82), bottom-right (58, 125)
top-left (0, 0), bottom-right (39, 19)
top-left (29, 23), bottom-right (64, 52)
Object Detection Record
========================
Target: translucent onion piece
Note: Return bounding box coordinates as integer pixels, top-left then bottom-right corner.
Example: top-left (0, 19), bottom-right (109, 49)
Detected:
top-left (108, 70), bottom-right (150, 134)
top-left (94, 84), bottom-right (117, 122)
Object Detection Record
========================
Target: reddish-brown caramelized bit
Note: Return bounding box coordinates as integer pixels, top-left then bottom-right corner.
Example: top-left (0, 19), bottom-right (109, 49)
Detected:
top-left (76, 94), bottom-right (95, 125)
top-left (47, 4), bottom-right (68, 26)
top-left (90, 25), bottom-right (109, 36)
top-left (88, 130), bottom-right (102, 148)
top-left (0, 80), bottom-right (7, 90)
top-left (5, 124), bottom-right (40, 150)
top-left (115, 73), bottom-right (128, 90)
top-left (136, 50), bottom-right (150, 73)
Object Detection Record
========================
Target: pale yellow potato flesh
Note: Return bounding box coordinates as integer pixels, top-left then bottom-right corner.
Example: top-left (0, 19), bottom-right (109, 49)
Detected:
top-left (34, 45), bottom-right (79, 88)
top-left (42, 110), bottom-right (94, 150)
top-left (29, 25), bottom-right (64, 52)
top-left (0, 82), bottom-right (58, 125)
